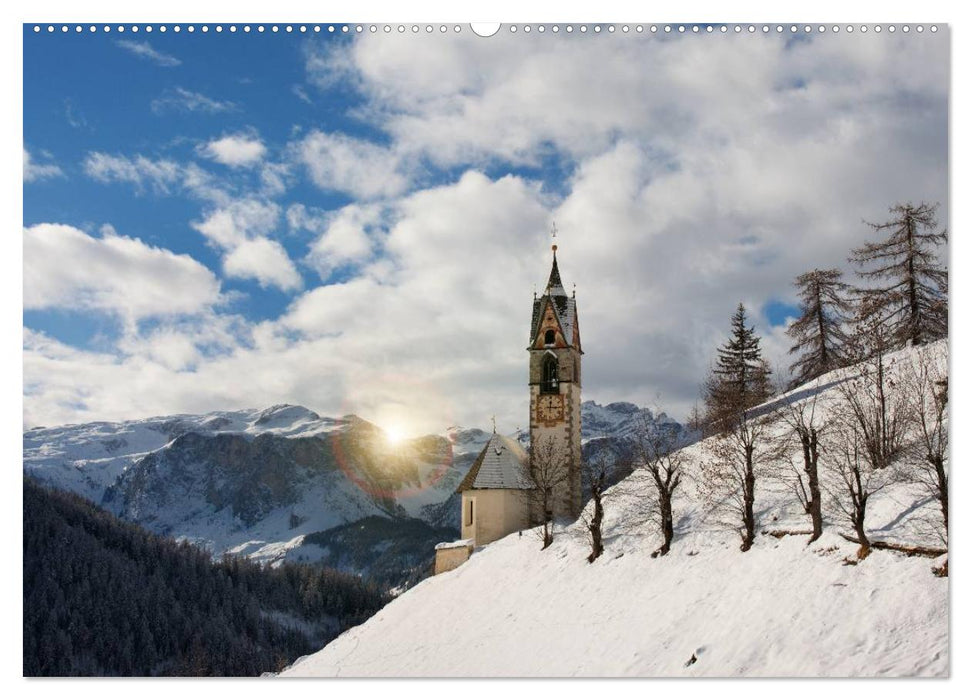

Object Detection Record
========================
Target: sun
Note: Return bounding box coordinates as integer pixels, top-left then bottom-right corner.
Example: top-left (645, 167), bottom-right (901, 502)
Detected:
top-left (384, 425), bottom-right (406, 446)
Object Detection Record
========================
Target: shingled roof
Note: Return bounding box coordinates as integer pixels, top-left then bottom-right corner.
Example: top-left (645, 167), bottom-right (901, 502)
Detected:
top-left (456, 433), bottom-right (534, 492)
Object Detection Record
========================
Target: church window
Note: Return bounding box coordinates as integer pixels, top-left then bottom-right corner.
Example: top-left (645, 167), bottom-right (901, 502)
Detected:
top-left (466, 499), bottom-right (474, 526)
top-left (541, 354), bottom-right (559, 394)
top-left (544, 329), bottom-right (556, 345)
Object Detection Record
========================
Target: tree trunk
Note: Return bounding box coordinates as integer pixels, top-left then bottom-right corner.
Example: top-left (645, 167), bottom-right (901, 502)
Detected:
top-left (587, 495), bottom-right (604, 563)
top-left (741, 446), bottom-right (756, 552)
top-left (932, 455), bottom-right (948, 539)
top-left (658, 490), bottom-right (674, 556)
top-left (853, 487), bottom-right (870, 559)
top-left (801, 428), bottom-right (824, 543)
top-left (542, 507), bottom-right (553, 550)
top-left (905, 210), bottom-right (922, 346)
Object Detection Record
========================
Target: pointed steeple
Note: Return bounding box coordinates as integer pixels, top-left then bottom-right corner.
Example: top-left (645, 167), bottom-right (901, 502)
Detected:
top-left (545, 222), bottom-right (567, 296)
top-left (546, 247), bottom-right (565, 296)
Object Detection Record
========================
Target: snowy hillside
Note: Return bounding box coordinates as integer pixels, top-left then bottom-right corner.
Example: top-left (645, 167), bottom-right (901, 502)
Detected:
top-left (282, 341), bottom-right (948, 677)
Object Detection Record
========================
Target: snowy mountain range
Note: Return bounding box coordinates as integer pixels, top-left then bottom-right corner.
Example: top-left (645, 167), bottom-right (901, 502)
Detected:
top-left (24, 400), bottom-right (682, 589)
top-left (281, 341), bottom-right (948, 677)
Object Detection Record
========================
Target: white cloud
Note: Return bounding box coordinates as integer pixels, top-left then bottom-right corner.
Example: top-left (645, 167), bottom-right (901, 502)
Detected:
top-left (192, 199), bottom-right (302, 291)
top-left (289, 203), bottom-right (377, 280)
top-left (82, 152), bottom-right (228, 202)
top-left (201, 132), bottom-right (267, 168)
top-left (24, 32), bottom-right (949, 432)
top-left (23, 149), bottom-right (64, 183)
top-left (116, 40), bottom-right (181, 67)
top-left (297, 130), bottom-right (408, 199)
top-left (224, 238), bottom-right (303, 292)
top-left (151, 87), bottom-right (237, 114)
top-left (23, 223), bottom-right (221, 324)
top-left (83, 152), bottom-right (182, 194)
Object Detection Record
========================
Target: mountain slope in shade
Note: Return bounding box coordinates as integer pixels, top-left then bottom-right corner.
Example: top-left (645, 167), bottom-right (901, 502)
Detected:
top-left (282, 341), bottom-right (948, 677)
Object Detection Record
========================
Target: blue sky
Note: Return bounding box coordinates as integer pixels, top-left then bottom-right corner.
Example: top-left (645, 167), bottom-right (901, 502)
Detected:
top-left (23, 25), bottom-right (948, 433)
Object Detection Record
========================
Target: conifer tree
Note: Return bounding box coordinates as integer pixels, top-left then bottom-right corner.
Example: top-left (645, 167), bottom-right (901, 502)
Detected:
top-left (705, 303), bottom-right (771, 426)
top-left (849, 202), bottom-right (948, 347)
top-left (786, 268), bottom-right (851, 386)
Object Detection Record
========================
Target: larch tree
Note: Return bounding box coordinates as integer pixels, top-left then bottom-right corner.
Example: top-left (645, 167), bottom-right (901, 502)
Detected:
top-left (849, 202), bottom-right (948, 348)
top-left (786, 268), bottom-right (852, 386)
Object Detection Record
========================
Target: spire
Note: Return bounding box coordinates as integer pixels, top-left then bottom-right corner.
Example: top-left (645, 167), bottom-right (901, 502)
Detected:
top-left (546, 222), bottom-right (566, 296)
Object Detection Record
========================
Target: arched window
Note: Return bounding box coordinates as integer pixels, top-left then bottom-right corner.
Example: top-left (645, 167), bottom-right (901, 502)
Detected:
top-left (544, 329), bottom-right (556, 345)
top-left (541, 354), bottom-right (559, 394)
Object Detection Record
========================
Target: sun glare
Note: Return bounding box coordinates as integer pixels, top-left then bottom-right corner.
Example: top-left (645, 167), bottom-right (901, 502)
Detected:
top-left (384, 425), bottom-right (406, 445)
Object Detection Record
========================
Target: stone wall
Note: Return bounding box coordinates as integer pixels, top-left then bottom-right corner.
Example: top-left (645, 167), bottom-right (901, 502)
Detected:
top-left (434, 540), bottom-right (473, 575)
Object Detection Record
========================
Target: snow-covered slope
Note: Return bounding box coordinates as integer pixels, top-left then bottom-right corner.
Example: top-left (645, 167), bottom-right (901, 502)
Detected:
top-left (282, 341), bottom-right (948, 677)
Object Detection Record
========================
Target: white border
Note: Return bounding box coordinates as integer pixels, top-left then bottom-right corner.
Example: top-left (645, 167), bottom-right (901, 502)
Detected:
top-left (4, 1), bottom-right (964, 698)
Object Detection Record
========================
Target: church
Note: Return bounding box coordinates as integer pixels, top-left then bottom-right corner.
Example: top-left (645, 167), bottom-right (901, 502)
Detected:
top-left (435, 242), bottom-right (583, 574)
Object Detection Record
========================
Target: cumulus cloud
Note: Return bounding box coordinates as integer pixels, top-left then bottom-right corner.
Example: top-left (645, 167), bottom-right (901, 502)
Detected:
top-left (297, 130), bottom-right (409, 199)
top-left (151, 87), bottom-right (237, 115)
top-left (23, 223), bottom-right (221, 324)
top-left (192, 199), bottom-right (302, 291)
top-left (24, 32), bottom-right (949, 432)
top-left (289, 203), bottom-right (377, 280)
top-left (201, 132), bottom-right (267, 168)
top-left (224, 238), bottom-right (303, 291)
top-left (116, 40), bottom-right (181, 67)
top-left (23, 148), bottom-right (64, 183)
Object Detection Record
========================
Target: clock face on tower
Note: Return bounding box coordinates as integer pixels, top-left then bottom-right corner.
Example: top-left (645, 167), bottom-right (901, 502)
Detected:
top-left (536, 394), bottom-right (565, 426)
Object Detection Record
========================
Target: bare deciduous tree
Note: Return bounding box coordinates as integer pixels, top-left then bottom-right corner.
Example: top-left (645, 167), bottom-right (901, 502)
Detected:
top-left (841, 314), bottom-right (907, 470)
top-left (699, 409), bottom-right (774, 552)
top-left (583, 454), bottom-right (608, 563)
top-left (900, 344), bottom-right (949, 545)
top-left (778, 391), bottom-right (828, 542)
top-left (525, 436), bottom-right (571, 550)
top-left (633, 416), bottom-right (687, 556)
top-left (825, 422), bottom-right (895, 559)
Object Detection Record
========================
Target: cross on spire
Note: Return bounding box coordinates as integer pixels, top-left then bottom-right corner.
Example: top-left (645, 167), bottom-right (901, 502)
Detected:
top-left (491, 415), bottom-right (497, 433)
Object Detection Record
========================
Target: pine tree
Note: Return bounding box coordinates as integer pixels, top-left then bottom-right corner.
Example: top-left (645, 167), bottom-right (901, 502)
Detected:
top-left (705, 303), bottom-right (770, 426)
top-left (786, 268), bottom-right (852, 386)
top-left (850, 202), bottom-right (948, 347)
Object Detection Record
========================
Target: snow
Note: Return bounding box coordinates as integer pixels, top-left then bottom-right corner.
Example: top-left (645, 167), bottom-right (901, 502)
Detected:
top-left (282, 341), bottom-right (949, 677)
top-left (435, 538), bottom-right (474, 551)
top-left (283, 531), bottom-right (946, 677)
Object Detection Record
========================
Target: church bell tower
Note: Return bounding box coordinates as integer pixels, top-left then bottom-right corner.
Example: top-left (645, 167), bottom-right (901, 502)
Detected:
top-left (528, 241), bottom-right (582, 519)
